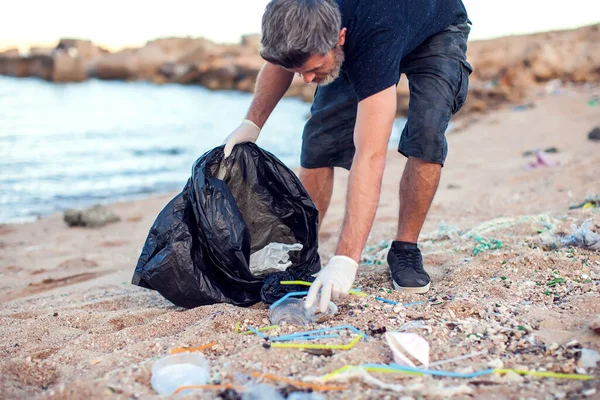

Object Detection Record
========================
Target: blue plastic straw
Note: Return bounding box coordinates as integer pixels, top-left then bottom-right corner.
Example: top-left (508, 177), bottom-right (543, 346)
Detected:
top-left (402, 301), bottom-right (426, 307)
top-left (374, 296), bottom-right (398, 305)
top-left (274, 324), bottom-right (368, 341)
top-left (363, 363), bottom-right (496, 379)
top-left (247, 326), bottom-right (269, 339)
top-left (270, 334), bottom-right (340, 342)
top-left (269, 291), bottom-right (310, 309)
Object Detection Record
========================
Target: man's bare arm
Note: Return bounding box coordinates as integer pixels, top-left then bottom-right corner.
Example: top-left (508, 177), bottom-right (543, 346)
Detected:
top-left (246, 63), bottom-right (295, 128)
top-left (335, 85), bottom-right (397, 261)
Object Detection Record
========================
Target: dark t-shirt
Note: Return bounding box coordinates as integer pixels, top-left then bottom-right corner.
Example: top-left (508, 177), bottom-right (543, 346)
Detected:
top-left (337, 0), bottom-right (468, 101)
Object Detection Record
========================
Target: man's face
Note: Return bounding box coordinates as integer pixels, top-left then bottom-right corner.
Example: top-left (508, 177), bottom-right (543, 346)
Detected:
top-left (287, 46), bottom-right (345, 86)
top-left (285, 28), bottom-right (346, 86)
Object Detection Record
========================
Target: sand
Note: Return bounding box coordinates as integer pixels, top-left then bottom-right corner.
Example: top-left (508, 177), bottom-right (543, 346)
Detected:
top-left (1, 87), bottom-right (599, 399)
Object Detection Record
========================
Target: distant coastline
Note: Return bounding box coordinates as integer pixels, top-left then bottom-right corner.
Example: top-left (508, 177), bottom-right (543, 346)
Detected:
top-left (1, 23), bottom-right (599, 118)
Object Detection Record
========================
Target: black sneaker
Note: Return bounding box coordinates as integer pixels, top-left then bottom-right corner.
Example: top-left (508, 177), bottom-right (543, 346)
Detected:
top-left (387, 241), bottom-right (430, 293)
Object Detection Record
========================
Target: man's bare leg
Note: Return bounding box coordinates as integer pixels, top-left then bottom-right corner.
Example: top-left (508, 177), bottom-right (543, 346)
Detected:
top-left (388, 157), bottom-right (441, 293)
top-left (397, 157), bottom-right (441, 242)
top-left (300, 167), bottom-right (334, 228)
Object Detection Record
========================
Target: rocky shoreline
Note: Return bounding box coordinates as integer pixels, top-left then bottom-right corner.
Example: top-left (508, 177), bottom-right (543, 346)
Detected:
top-left (1, 24), bottom-right (599, 117)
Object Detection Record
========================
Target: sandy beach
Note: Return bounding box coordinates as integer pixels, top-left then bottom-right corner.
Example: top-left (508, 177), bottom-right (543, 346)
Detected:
top-left (1, 87), bottom-right (599, 399)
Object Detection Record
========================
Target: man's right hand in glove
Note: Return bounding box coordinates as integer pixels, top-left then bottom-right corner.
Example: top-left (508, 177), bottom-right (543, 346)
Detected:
top-left (223, 119), bottom-right (261, 158)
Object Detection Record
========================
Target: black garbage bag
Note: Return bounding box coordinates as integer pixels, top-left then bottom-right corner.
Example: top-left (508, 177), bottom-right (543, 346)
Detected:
top-left (132, 143), bottom-right (321, 308)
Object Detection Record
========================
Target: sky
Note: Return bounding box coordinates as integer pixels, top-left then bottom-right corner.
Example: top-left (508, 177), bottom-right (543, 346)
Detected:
top-left (1, 0), bottom-right (599, 52)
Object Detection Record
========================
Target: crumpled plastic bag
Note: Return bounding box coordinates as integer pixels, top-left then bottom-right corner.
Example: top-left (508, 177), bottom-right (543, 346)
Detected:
top-left (249, 242), bottom-right (303, 276)
top-left (132, 143), bottom-right (320, 308)
top-left (562, 219), bottom-right (600, 251)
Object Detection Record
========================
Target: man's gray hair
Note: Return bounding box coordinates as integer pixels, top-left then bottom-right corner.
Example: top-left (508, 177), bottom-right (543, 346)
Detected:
top-left (260, 0), bottom-right (342, 69)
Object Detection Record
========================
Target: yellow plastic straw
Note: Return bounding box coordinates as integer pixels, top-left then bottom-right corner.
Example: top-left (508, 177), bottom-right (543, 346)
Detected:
top-left (280, 281), bottom-right (312, 286)
top-left (272, 335), bottom-right (362, 350)
top-left (240, 325), bottom-right (279, 335)
top-left (495, 369), bottom-right (594, 381)
top-left (251, 372), bottom-right (345, 391)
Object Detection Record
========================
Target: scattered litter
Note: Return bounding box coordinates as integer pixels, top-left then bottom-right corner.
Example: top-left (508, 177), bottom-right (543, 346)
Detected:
top-left (272, 335), bottom-right (362, 350)
top-left (150, 353), bottom-right (210, 395)
top-left (268, 297), bottom-right (337, 326)
top-left (384, 332), bottom-right (430, 367)
top-left (250, 372), bottom-right (344, 391)
top-left (561, 219), bottom-right (600, 251)
top-left (428, 350), bottom-right (488, 368)
top-left (588, 127), bottom-right (600, 141)
top-left (242, 383), bottom-right (283, 400)
top-left (397, 320), bottom-right (431, 333)
top-left (525, 149), bottom-right (558, 169)
top-left (249, 243), bottom-right (303, 276)
top-left (174, 384), bottom-right (245, 395)
top-left (321, 366), bottom-right (406, 392)
top-left (287, 392), bottom-right (328, 400)
top-left (522, 146), bottom-right (558, 157)
top-left (569, 195), bottom-right (600, 210)
top-left (170, 342), bottom-right (217, 354)
top-left (470, 235), bottom-right (503, 255)
top-left (240, 325), bottom-right (278, 335)
top-left (580, 348), bottom-right (600, 368)
top-left (322, 364), bottom-right (594, 381)
top-left (513, 102), bottom-right (535, 111)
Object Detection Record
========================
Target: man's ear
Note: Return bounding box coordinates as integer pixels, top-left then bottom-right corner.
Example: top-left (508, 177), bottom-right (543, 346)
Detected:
top-left (338, 28), bottom-right (347, 46)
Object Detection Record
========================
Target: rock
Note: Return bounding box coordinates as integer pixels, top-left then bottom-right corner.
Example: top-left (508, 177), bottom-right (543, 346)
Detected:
top-left (0, 48), bottom-right (20, 57)
top-left (63, 205), bottom-right (120, 228)
top-left (241, 34), bottom-right (261, 49)
top-left (52, 52), bottom-right (87, 82)
top-left (588, 127), bottom-right (600, 141)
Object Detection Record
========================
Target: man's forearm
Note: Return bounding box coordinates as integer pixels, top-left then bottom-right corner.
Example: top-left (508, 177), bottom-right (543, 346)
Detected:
top-left (246, 63), bottom-right (294, 128)
top-left (335, 153), bottom-right (386, 261)
top-left (334, 85), bottom-right (397, 262)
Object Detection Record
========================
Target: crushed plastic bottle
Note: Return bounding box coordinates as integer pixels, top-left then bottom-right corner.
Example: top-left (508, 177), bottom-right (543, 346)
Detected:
top-left (268, 297), bottom-right (338, 326)
top-left (249, 242), bottom-right (303, 276)
top-left (150, 353), bottom-right (210, 395)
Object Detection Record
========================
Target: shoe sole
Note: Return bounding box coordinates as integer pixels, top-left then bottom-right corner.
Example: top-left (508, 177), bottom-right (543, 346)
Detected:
top-left (391, 280), bottom-right (431, 294)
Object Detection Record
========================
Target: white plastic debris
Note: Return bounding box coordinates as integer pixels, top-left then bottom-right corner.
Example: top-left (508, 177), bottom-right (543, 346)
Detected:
top-left (384, 331), bottom-right (430, 367)
top-left (249, 242), bottom-right (303, 276)
top-left (562, 219), bottom-right (600, 251)
top-left (242, 384), bottom-right (284, 400)
top-left (150, 353), bottom-right (210, 395)
top-left (580, 348), bottom-right (600, 368)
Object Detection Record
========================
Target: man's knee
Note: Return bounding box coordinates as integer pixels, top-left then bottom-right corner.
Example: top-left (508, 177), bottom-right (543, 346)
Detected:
top-left (300, 166), bottom-right (334, 181)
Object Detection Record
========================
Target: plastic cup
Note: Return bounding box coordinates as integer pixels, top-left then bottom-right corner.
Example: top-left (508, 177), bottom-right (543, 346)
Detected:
top-left (268, 297), bottom-right (337, 326)
top-left (150, 353), bottom-right (210, 395)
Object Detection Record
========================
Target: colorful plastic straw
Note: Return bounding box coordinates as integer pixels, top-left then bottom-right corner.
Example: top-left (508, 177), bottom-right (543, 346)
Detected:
top-left (251, 372), bottom-right (345, 391)
top-left (169, 342), bottom-right (217, 354)
top-left (321, 363), bottom-right (594, 382)
top-left (272, 335), bottom-right (362, 350)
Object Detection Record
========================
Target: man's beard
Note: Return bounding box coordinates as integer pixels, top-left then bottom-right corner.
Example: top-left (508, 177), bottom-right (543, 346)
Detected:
top-left (317, 46), bottom-right (345, 86)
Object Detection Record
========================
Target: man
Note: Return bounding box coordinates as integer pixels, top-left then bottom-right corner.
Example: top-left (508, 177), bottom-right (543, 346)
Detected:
top-left (223, 0), bottom-right (472, 312)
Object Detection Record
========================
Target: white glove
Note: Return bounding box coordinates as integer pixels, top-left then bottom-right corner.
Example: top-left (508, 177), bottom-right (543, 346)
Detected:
top-left (304, 255), bottom-right (358, 313)
top-left (223, 119), bottom-right (261, 158)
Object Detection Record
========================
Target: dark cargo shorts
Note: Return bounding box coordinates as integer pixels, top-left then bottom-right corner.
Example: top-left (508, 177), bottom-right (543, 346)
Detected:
top-left (301, 22), bottom-right (473, 170)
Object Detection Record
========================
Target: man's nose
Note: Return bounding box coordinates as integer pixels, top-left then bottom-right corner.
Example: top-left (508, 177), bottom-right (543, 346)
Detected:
top-left (302, 72), bottom-right (315, 83)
